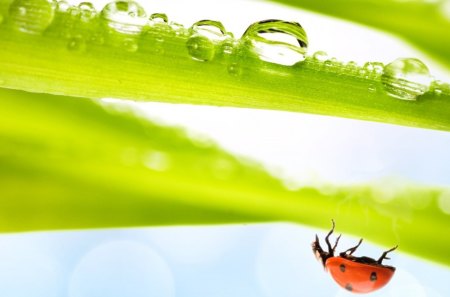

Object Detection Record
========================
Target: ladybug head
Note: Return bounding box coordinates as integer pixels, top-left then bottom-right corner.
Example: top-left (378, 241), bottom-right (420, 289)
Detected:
top-left (312, 220), bottom-right (340, 269)
top-left (312, 234), bottom-right (330, 268)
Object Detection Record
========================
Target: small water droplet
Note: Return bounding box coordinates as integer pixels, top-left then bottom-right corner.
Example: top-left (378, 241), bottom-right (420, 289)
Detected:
top-left (67, 36), bottom-right (86, 52)
top-left (9, 0), bottom-right (55, 34)
top-left (67, 6), bottom-right (80, 17)
top-left (381, 58), bottom-right (432, 100)
top-left (149, 13), bottom-right (168, 23)
top-left (186, 20), bottom-right (226, 62)
top-left (345, 61), bottom-right (360, 75)
top-left (100, 0), bottom-right (147, 35)
top-left (78, 2), bottom-right (96, 21)
top-left (368, 84), bottom-right (377, 93)
top-left (312, 51), bottom-right (328, 62)
top-left (323, 59), bottom-right (333, 68)
top-left (242, 19), bottom-right (308, 66)
top-left (363, 62), bottom-right (384, 78)
top-left (89, 33), bottom-right (105, 45)
top-left (57, 0), bottom-right (70, 12)
top-left (228, 62), bottom-right (242, 76)
top-left (123, 38), bottom-right (138, 52)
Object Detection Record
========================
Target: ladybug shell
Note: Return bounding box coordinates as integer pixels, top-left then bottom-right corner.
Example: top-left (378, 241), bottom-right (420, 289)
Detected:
top-left (326, 257), bottom-right (395, 294)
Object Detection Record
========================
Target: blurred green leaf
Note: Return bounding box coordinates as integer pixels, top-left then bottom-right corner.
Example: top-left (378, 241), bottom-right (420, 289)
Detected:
top-left (1, 87), bottom-right (449, 266)
top-left (270, 0), bottom-right (450, 68)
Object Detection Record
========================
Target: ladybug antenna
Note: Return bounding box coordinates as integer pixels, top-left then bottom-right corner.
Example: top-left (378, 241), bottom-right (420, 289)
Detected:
top-left (377, 245), bottom-right (398, 264)
top-left (341, 238), bottom-right (363, 256)
top-left (325, 219), bottom-right (336, 255)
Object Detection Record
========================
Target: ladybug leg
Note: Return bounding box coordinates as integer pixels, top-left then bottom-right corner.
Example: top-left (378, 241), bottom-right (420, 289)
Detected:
top-left (325, 220), bottom-right (336, 255)
top-left (332, 234), bottom-right (341, 252)
top-left (377, 245), bottom-right (398, 264)
top-left (341, 238), bottom-right (363, 256)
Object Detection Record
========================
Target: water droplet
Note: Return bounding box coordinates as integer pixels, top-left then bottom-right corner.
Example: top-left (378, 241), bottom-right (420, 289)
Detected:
top-left (67, 6), bottom-right (80, 17)
top-left (90, 33), bottom-right (105, 45)
top-left (363, 62), bottom-right (384, 78)
top-left (431, 80), bottom-right (448, 96)
top-left (78, 2), bottom-right (96, 21)
top-left (100, 0), bottom-right (147, 35)
top-left (67, 36), bottom-right (86, 52)
top-left (186, 20), bottom-right (226, 62)
top-left (228, 62), bottom-right (242, 76)
top-left (123, 38), bottom-right (138, 52)
top-left (149, 13), bottom-right (168, 23)
top-left (368, 84), bottom-right (377, 93)
top-left (9, 0), bottom-right (55, 34)
top-left (242, 19), bottom-right (308, 66)
top-left (345, 61), bottom-right (360, 75)
top-left (56, 0), bottom-right (70, 12)
top-left (381, 58), bottom-right (432, 100)
top-left (312, 51), bottom-right (328, 62)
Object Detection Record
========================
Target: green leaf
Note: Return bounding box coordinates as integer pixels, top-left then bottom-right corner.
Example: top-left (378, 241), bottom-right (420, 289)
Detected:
top-left (1, 87), bottom-right (449, 266)
top-left (0, 1), bottom-right (449, 132)
top-left (270, 0), bottom-right (450, 68)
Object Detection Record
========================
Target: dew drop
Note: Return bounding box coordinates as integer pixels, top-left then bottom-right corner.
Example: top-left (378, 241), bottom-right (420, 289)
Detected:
top-left (228, 62), bottom-right (242, 76)
top-left (186, 20), bottom-right (226, 62)
top-left (149, 12), bottom-right (168, 23)
top-left (123, 38), bottom-right (138, 52)
top-left (363, 62), bottom-right (384, 78)
top-left (78, 2), bottom-right (96, 21)
top-left (345, 61), bottom-right (360, 75)
top-left (9, 0), bottom-right (55, 34)
top-left (368, 84), bottom-right (377, 93)
top-left (381, 58), bottom-right (432, 100)
top-left (312, 51), bottom-right (328, 62)
top-left (100, 0), bottom-right (147, 35)
top-left (56, 0), bottom-right (70, 12)
top-left (67, 6), bottom-right (80, 18)
top-left (431, 80), bottom-right (447, 96)
top-left (67, 36), bottom-right (86, 52)
top-left (242, 19), bottom-right (308, 66)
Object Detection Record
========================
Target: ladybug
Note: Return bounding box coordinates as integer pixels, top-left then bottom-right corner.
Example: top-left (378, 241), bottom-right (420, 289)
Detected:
top-left (312, 220), bottom-right (397, 294)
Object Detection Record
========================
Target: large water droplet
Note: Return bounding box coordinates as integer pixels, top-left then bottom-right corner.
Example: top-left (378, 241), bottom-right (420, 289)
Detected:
top-left (242, 19), bottom-right (308, 66)
top-left (381, 58), bottom-right (432, 100)
top-left (149, 13), bottom-right (168, 23)
top-left (9, 0), bottom-right (55, 34)
top-left (100, 0), bottom-right (147, 35)
top-left (186, 20), bottom-right (227, 62)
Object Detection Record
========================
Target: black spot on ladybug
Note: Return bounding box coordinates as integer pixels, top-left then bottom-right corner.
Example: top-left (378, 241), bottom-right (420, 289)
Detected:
top-left (345, 283), bottom-right (353, 291)
top-left (370, 272), bottom-right (377, 281)
top-left (340, 264), bottom-right (345, 272)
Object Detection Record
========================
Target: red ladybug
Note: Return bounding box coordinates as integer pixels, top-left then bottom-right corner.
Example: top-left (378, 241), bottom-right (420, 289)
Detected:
top-left (312, 220), bottom-right (397, 294)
